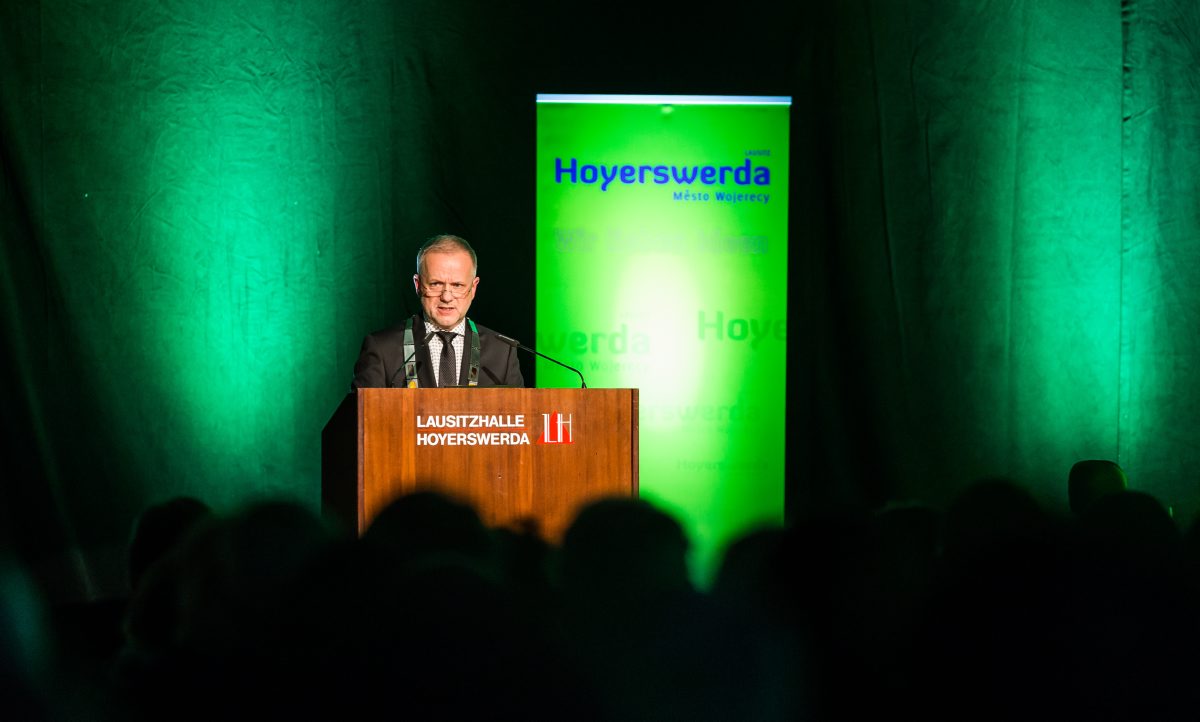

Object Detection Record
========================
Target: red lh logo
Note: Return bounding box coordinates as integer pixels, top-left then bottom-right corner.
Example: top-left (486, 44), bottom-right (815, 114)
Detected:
top-left (538, 412), bottom-right (574, 444)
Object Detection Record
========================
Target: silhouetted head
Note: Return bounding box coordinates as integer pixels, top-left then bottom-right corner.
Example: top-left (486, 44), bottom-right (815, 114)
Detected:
top-left (560, 498), bottom-right (691, 599)
top-left (1068, 460), bottom-right (1128, 515)
top-left (1076, 490), bottom-right (1179, 563)
top-left (943, 477), bottom-right (1047, 565)
top-left (712, 526), bottom-right (790, 619)
top-left (169, 500), bottom-right (332, 656)
top-left (128, 496), bottom-right (213, 592)
top-left (364, 491), bottom-right (492, 567)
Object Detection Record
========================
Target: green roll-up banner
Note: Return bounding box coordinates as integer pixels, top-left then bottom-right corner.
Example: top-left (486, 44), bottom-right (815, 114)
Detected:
top-left (536, 94), bottom-right (790, 583)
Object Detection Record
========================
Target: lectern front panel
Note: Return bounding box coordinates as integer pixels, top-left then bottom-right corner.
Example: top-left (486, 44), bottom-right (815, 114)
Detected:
top-left (349, 388), bottom-right (637, 540)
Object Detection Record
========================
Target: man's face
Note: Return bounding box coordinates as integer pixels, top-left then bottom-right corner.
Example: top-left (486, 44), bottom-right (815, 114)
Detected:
top-left (414, 249), bottom-right (479, 330)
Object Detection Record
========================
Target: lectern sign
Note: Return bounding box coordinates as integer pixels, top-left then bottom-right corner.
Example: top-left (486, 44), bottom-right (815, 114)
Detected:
top-left (321, 388), bottom-right (638, 541)
top-left (416, 413), bottom-right (531, 447)
top-left (416, 414), bottom-right (526, 428)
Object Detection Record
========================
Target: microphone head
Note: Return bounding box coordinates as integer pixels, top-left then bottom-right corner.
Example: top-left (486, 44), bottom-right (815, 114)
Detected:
top-left (496, 334), bottom-right (520, 348)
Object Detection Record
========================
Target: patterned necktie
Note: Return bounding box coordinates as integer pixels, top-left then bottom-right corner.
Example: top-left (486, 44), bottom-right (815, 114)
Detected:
top-left (437, 331), bottom-right (457, 387)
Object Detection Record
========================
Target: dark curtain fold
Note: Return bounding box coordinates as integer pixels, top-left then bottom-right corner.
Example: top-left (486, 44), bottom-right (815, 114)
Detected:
top-left (801, 0), bottom-right (1126, 511)
top-left (1119, 0), bottom-right (1200, 523)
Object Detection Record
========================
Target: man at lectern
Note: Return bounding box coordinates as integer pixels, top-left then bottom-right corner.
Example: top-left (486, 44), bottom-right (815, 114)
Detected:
top-left (351, 234), bottom-right (524, 389)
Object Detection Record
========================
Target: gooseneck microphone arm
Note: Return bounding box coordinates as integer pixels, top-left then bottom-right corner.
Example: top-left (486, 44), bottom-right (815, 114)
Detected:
top-left (496, 334), bottom-right (587, 388)
top-left (388, 331), bottom-right (435, 388)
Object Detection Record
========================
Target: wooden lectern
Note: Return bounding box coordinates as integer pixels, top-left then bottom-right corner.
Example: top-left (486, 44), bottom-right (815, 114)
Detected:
top-left (322, 388), bottom-right (638, 541)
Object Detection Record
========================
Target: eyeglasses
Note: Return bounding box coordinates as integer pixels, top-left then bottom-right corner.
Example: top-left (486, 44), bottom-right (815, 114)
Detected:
top-left (418, 278), bottom-right (474, 299)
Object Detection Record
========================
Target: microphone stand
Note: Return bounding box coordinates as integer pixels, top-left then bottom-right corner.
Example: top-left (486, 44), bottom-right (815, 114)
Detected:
top-left (496, 334), bottom-right (587, 388)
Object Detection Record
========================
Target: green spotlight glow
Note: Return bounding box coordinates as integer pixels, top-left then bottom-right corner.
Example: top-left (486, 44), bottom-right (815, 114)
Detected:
top-left (37, 2), bottom-right (391, 509)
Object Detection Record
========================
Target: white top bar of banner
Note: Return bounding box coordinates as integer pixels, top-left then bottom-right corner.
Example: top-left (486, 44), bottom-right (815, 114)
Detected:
top-left (536, 93), bottom-right (792, 106)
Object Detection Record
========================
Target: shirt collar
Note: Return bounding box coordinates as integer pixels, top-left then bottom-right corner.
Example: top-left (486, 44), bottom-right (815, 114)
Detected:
top-left (423, 316), bottom-right (467, 338)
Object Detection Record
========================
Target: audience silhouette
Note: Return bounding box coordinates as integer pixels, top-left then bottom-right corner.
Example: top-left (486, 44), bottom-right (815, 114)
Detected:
top-left (18, 461), bottom-right (1200, 720)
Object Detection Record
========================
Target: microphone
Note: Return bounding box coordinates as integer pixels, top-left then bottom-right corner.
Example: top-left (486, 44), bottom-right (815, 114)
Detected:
top-left (388, 331), bottom-right (435, 388)
top-left (496, 334), bottom-right (587, 388)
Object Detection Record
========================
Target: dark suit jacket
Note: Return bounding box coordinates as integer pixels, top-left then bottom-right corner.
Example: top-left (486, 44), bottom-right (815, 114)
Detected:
top-left (351, 315), bottom-right (524, 389)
